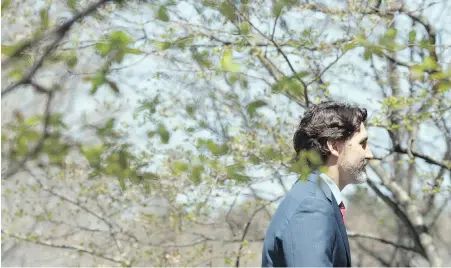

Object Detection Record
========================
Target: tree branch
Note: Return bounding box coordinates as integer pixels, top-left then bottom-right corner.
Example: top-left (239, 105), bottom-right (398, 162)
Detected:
top-left (368, 161), bottom-right (443, 266)
top-left (235, 196), bottom-right (282, 267)
top-left (2, 89), bottom-right (54, 180)
top-left (393, 144), bottom-right (451, 170)
top-left (2, 0), bottom-right (112, 66)
top-left (347, 231), bottom-right (420, 254)
top-left (1, 230), bottom-right (130, 266)
top-left (226, 0), bottom-right (308, 107)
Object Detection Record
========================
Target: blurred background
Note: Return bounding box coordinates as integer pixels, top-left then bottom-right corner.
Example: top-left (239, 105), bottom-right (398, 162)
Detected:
top-left (1, 0), bottom-right (450, 266)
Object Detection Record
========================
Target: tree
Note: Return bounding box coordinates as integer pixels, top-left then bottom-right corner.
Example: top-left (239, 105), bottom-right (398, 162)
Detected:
top-left (2, 0), bottom-right (450, 266)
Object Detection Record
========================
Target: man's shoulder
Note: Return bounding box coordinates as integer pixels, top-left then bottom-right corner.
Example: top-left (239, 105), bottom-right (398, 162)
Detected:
top-left (277, 176), bottom-right (330, 213)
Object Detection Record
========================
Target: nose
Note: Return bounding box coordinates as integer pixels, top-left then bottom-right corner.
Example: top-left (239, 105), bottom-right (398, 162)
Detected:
top-left (366, 146), bottom-right (374, 160)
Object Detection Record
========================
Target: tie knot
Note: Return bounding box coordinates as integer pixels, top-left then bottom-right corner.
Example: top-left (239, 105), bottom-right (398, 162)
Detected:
top-left (339, 202), bottom-right (345, 209)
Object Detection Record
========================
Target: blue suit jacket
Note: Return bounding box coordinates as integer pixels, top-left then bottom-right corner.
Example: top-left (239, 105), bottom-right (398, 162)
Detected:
top-left (262, 173), bottom-right (351, 267)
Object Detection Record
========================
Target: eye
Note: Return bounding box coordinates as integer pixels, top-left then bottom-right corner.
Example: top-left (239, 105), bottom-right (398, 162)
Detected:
top-left (362, 141), bottom-right (366, 149)
top-left (360, 140), bottom-right (367, 149)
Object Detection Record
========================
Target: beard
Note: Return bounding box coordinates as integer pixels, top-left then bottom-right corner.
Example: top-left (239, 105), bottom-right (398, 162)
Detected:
top-left (341, 159), bottom-right (368, 184)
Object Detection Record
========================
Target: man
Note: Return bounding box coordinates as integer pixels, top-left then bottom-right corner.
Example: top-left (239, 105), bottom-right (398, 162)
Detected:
top-left (262, 101), bottom-right (374, 267)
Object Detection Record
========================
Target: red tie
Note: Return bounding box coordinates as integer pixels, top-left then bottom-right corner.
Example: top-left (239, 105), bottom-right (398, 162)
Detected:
top-left (339, 202), bottom-right (346, 224)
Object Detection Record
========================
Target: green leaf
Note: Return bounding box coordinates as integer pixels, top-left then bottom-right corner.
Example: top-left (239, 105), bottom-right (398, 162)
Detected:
top-left (66, 53), bottom-right (78, 68)
top-left (384, 28), bottom-right (397, 40)
top-left (271, 76), bottom-right (304, 97)
top-left (95, 43), bottom-right (111, 56)
top-left (186, 105), bottom-right (196, 117)
top-left (240, 22), bottom-right (250, 35)
top-left (363, 48), bottom-right (372, 61)
top-left (202, 0), bottom-right (217, 8)
top-left (226, 164), bottom-right (250, 183)
top-left (343, 42), bottom-right (356, 52)
top-left (2, 0), bottom-right (12, 10)
top-left (207, 141), bottom-right (229, 156)
top-left (81, 144), bottom-right (104, 168)
top-left (219, 1), bottom-right (236, 22)
top-left (246, 100), bottom-right (267, 118)
top-left (110, 31), bottom-right (132, 47)
top-left (125, 48), bottom-right (144, 55)
top-left (173, 161), bottom-right (189, 173)
top-left (119, 176), bottom-right (126, 190)
top-left (15, 209), bottom-right (24, 217)
top-left (272, 1), bottom-right (284, 17)
top-left (438, 81), bottom-right (451, 92)
top-left (410, 65), bottom-right (424, 80)
top-left (297, 71), bottom-right (309, 78)
top-left (408, 30), bottom-right (416, 43)
top-left (156, 6), bottom-right (170, 22)
top-left (88, 72), bottom-right (107, 95)
top-left (1, 44), bottom-right (20, 56)
top-left (221, 47), bottom-right (239, 72)
top-left (155, 42), bottom-right (171, 50)
top-left (157, 124), bottom-right (170, 144)
top-left (8, 68), bottom-right (23, 80)
top-left (422, 57), bottom-right (437, 70)
top-left (225, 257), bottom-right (233, 265)
top-left (40, 9), bottom-right (49, 29)
top-left (192, 51), bottom-right (212, 68)
top-left (262, 147), bottom-right (280, 161)
top-left (67, 0), bottom-right (76, 9)
top-left (190, 165), bottom-right (204, 185)
top-left (272, 0), bottom-right (297, 17)
top-left (107, 80), bottom-right (120, 94)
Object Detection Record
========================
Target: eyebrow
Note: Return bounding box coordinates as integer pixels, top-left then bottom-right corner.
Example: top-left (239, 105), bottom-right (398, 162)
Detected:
top-left (359, 136), bottom-right (368, 143)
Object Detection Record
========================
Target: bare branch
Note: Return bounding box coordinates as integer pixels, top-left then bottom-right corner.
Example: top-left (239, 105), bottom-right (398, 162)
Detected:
top-left (347, 231), bottom-right (420, 254)
top-left (368, 161), bottom-right (443, 266)
top-left (235, 196), bottom-right (282, 267)
top-left (366, 176), bottom-right (425, 257)
top-left (2, 231), bottom-right (130, 266)
top-left (354, 239), bottom-right (391, 266)
top-left (393, 144), bottom-right (451, 170)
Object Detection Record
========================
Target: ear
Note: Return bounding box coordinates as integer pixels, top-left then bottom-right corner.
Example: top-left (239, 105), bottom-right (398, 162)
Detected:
top-left (327, 139), bottom-right (342, 157)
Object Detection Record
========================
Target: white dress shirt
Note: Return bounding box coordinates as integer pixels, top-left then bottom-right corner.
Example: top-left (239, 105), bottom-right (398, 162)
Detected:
top-left (317, 172), bottom-right (343, 206)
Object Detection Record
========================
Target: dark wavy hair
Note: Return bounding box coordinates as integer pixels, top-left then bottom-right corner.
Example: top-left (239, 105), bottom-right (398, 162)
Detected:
top-left (293, 101), bottom-right (367, 163)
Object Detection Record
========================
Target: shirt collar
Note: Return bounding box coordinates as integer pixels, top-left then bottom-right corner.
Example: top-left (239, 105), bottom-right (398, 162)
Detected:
top-left (317, 172), bottom-right (343, 206)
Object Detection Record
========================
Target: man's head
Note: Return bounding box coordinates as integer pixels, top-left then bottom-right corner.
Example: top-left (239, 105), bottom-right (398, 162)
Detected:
top-left (293, 101), bottom-right (373, 186)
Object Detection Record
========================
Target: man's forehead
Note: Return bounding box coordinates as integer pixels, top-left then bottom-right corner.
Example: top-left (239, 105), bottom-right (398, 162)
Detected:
top-left (356, 123), bottom-right (368, 138)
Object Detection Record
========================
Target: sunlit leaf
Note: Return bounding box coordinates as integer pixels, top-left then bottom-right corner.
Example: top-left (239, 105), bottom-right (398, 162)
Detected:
top-left (157, 124), bottom-right (170, 144)
top-left (221, 47), bottom-right (239, 72)
top-left (2, 0), bottom-right (12, 10)
top-left (246, 100), bottom-right (267, 118)
top-left (67, 0), bottom-right (76, 9)
top-left (95, 43), bottom-right (111, 56)
top-left (190, 165), bottom-right (204, 185)
top-left (125, 48), bottom-right (144, 55)
top-left (107, 80), bottom-right (120, 94)
top-left (156, 6), bottom-right (170, 22)
top-left (40, 9), bottom-right (49, 29)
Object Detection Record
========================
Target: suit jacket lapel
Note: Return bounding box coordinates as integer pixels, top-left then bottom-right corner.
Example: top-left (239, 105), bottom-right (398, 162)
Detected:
top-left (307, 173), bottom-right (352, 266)
top-left (331, 194), bottom-right (352, 266)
